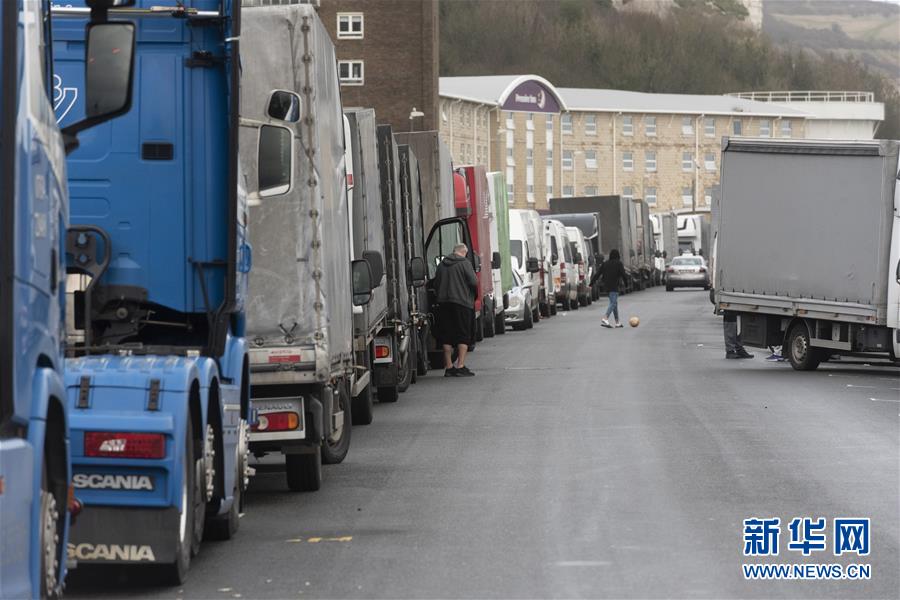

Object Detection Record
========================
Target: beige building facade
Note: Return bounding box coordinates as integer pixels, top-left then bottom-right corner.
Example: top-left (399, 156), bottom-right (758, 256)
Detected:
top-left (439, 76), bottom-right (810, 213)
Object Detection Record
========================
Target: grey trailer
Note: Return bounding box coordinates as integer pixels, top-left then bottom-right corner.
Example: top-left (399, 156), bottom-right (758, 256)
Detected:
top-left (345, 108), bottom-right (388, 425)
top-left (660, 213), bottom-right (678, 263)
top-left (394, 131), bottom-right (456, 233)
top-left (242, 2), bottom-right (362, 490)
top-left (716, 138), bottom-right (900, 370)
top-left (374, 125), bottom-right (414, 401)
top-left (549, 195), bottom-right (638, 292)
top-left (398, 145), bottom-right (430, 377)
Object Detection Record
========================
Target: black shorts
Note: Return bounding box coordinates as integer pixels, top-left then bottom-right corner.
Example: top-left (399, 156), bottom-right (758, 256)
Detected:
top-left (435, 303), bottom-right (474, 347)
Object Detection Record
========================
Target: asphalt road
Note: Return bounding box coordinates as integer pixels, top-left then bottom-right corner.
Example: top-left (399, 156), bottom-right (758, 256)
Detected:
top-left (68, 287), bottom-right (900, 599)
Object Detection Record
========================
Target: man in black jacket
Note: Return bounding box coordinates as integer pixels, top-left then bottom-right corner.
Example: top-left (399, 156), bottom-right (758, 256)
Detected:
top-left (433, 244), bottom-right (477, 377)
top-left (599, 248), bottom-right (628, 328)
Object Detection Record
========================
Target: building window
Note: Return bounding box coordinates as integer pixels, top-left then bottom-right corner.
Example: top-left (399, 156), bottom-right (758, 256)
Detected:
top-left (622, 186), bottom-right (633, 200)
top-left (704, 193), bottom-right (712, 206)
top-left (584, 150), bottom-right (597, 169)
top-left (682, 117), bottom-right (694, 135)
top-left (622, 151), bottom-right (633, 172)
top-left (704, 117), bottom-right (715, 137)
top-left (584, 114), bottom-right (597, 136)
top-left (563, 185), bottom-right (574, 197)
top-left (704, 152), bottom-right (716, 172)
top-left (547, 184), bottom-right (553, 196)
top-left (506, 112), bottom-right (515, 129)
top-left (527, 149), bottom-right (533, 167)
top-left (645, 186), bottom-right (657, 206)
top-left (645, 116), bottom-right (656, 136)
top-left (622, 115), bottom-right (633, 136)
top-left (338, 60), bottom-right (364, 86)
top-left (506, 147), bottom-right (514, 166)
top-left (506, 168), bottom-right (514, 203)
top-left (682, 152), bottom-right (693, 172)
top-left (527, 184), bottom-right (535, 203)
top-left (337, 13), bottom-right (364, 39)
top-left (732, 119), bottom-right (742, 136)
top-left (508, 182), bottom-right (515, 197)
top-left (562, 114), bottom-right (573, 135)
top-left (526, 113), bottom-right (534, 131)
top-left (759, 119), bottom-right (771, 137)
top-left (781, 120), bottom-right (793, 138)
top-left (682, 186), bottom-right (693, 206)
top-left (546, 117), bottom-right (553, 131)
top-left (562, 150), bottom-right (573, 170)
top-left (644, 151), bottom-right (656, 172)
top-left (584, 186), bottom-right (598, 196)
top-left (547, 149), bottom-right (553, 166)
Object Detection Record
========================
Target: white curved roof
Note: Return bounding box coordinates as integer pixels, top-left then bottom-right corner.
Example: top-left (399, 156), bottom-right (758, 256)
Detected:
top-left (440, 75), bottom-right (568, 111)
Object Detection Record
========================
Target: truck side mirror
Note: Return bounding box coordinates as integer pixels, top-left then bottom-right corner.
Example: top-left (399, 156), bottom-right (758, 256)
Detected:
top-left (362, 250), bottom-right (384, 286)
top-left (62, 21), bottom-right (136, 154)
top-left (491, 251), bottom-right (501, 270)
top-left (409, 256), bottom-right (426, 287)
top-left (473, 255), bottom-right (482, 273)
top-left (526, 257), bottom-right (540, 274)
top-left (351, 259), bottom-right (374, 306)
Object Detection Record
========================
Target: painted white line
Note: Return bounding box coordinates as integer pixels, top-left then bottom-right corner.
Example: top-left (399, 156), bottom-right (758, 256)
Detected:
top-left (554, 560), bottom-right (612, 567)
top-left (847, 384), bottom-right (877, 389)
top-left (870, 397), bottom-right (900, 403)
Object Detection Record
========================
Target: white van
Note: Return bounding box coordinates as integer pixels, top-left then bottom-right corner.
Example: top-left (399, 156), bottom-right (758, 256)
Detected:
top-left (566, 226), bottom-right (592, 307)
top-left (513, 208), bottom-right (553, 318)
top-left (543, 218), bottom-right (578, 311)
top-left (509, 208), bottom-right (542, 324)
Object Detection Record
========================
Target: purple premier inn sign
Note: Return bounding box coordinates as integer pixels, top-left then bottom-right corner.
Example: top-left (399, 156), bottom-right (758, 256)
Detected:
top-left (501, 80), bottom-right (561, 113)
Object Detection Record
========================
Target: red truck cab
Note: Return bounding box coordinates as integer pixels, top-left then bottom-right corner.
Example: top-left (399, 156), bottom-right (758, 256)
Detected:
top-left (453, 166), bottom-right (495, 327)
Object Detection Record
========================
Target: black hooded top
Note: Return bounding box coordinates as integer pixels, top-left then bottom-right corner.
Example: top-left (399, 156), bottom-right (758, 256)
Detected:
top-left (434, 254), bottom-right (477, 308)
top-left (599, 250), bottom-right (628, 293)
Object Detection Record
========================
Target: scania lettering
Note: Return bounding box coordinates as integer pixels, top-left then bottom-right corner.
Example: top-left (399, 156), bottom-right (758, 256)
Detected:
top-left (0, 1), bottom-right (135, 597)
top-left (52, 0), bottom-right (250, 583)
top-left (72, 474), bottom-right (154, 491)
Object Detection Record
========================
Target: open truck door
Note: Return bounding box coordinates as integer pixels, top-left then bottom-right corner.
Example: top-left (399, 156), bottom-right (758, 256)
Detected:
top-left (423, 217), bottom-right (474, 368)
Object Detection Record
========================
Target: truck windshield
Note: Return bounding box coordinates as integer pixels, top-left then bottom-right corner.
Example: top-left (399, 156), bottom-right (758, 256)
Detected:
top-left (509, 239), bottom-right (523, 264)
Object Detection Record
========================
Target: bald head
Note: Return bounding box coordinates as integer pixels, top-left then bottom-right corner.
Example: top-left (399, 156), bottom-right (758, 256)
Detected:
top-left (453, 244), bottom-right (468, 257)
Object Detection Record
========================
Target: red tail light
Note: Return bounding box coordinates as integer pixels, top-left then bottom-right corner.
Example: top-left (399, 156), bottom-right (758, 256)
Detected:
top-left (559, 262), bottom-right (567, 284)
top-left (699, 266), bottom-right (707, 272)
top-left (666, 266), bottom-right (674, 273)
top-left (346, 173), bottom-right (354, 189)
top-left (252, 411), bottom-right (299, 432)
top-left (375, 344), bottom-right (390, 359)
top-left (84, 432), bottom-right (165, 459)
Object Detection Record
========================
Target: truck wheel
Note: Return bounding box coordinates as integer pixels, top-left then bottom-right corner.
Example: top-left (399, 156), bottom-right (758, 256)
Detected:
top-left (484, 301), bottom-right (495, 338)
top-left (579, 294), bottom-right (588, 307)
top-left (351, 381), bottom-right (374, 426)
top-left (378, 385), bottom-right (399, 403)
top-left (786, 323), bottom-right (822, 371)
top-left (286, 446), bottom-right (322, 492)
top-left (398, 348), bottom-right (413, 393)
top-left (38, 465), bottom-right (62, 599)
top-left (666, 284), bottom-right (673, 292)
top-left (494, 309), bottom-right (506, 335)
top-left (540, 302), bottom-right (550, 318)
top-left (204, 423), bottom-right (243, 541)
top-left (416, 330), bottom-right (429, 376)
top-left (475, 313), bottom-right (484, 342)
top-left (549, 302), bottom-right (557, 316)
top-left (525, 303), bottom-right (534, 329)
top-left (322, 382), bottom-right (352, 464)
top-left (165, 414), bottom-right (195, 584)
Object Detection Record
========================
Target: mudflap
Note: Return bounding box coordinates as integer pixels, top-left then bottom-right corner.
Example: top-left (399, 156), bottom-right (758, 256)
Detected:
top-left (306, 396), bottom-right (323, 445)
top-left (373, 362), bottom-right (399, 387)
top-left (67, 506), bottom-right (179, 565)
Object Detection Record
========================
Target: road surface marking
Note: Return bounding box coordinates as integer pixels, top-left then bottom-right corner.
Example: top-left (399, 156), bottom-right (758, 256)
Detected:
top-left (555, 560), bottom-right (612, 567)
top-left (870, 397), bottom-right (900, 403)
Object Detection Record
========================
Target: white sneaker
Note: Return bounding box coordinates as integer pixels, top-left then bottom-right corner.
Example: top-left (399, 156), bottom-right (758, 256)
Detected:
top-left (601, 318), bottom-right (612, 328)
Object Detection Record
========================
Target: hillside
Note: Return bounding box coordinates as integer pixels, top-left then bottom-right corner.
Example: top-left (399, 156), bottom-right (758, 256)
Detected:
top-left (439, 0), bottom-right (899, 139)
top-left (764, 0), bottom-right (900, 81)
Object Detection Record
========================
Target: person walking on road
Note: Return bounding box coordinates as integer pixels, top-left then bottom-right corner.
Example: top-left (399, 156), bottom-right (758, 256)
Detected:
top-left (600, 249), bottom-right (628, 329)
top-left (722, 310), bottom-right (754, 359)
top-left (433, 243), bottom-right (477, 377)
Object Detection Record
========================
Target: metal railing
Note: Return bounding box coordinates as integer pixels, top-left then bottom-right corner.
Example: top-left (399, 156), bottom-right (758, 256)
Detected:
top-left (727, 91), bottom-right (875, 103)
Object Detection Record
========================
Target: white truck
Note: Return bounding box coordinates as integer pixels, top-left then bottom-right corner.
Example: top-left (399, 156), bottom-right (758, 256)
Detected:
top-left (715, 138), bottom-right (900, 370)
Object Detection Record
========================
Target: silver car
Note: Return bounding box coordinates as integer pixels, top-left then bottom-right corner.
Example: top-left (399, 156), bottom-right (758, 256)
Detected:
top-left (505, 270), bottom-right (534, 330)
top-left (665, 255), bottom-right (710, 291)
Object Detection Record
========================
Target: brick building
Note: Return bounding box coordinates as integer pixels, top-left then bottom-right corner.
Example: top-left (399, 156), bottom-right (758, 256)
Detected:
top-left (439, 75), bottom-right (812, 213)
top-left (317, 0), bottom-right (439, 133)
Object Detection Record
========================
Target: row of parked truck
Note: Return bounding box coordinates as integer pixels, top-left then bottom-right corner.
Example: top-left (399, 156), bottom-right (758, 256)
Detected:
top-left (0, 1), bottom-right (707, 596)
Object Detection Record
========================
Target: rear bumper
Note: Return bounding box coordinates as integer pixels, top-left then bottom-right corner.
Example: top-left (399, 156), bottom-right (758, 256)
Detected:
top-left (67, 505), bottom-right (179, 565)
top-left (669, 274), bottom-right (709, 287)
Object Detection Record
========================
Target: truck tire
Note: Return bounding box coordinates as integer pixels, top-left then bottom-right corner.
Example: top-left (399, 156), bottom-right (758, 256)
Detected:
top-left (351, 382), bottom-right (374, 426)
top-left (494, 309), bottom-right (506, 334)
top-left (416, 329), bottom-right (429, 376)
top-left (549, 302), bottom-right (557, 316)
top-left (540, 301), bottom-right (550, 318)
top-left (786, 323), bottom-right (822, 371)
top-left (398, 347), bottom-right (413, 393)
top-left (474, 312), bottom-right (484, 342)
top-left (666, 284), bottom-right (673, 292)
top-left (286, 446), bottom-right (322, 492)
top-left (38, 465), bottom-right (62, 599)
top-left (579, 294), bottom-right (588, 307)
top-left (322, 382), bottom-right (352, 464)
top-left (204, 424), bottom-right (243, 541)
top-left (525, 303), bottom-right (534, 329)
top-left (378, 384), bottom-right (399, 403)
top-left (483, 301), bottom-right (495, 338)
top-left (165, 413), bottom-right (195, 584)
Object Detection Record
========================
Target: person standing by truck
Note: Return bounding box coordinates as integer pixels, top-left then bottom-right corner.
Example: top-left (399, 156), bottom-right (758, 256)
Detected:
top-left (600, 249), bottom-right (628, 328)
top-left (723, 311), bottom-right (754, 359)
top-left (434, 244), bottom-right (478, 377)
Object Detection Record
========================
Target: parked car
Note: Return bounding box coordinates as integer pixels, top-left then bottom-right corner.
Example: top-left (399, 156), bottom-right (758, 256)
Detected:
top-left (505, 270), bottom-right (535, 330)
top-left (666, 255), bottom-right (710, 291)
top-left (543, 219), bottom-right (578, 310)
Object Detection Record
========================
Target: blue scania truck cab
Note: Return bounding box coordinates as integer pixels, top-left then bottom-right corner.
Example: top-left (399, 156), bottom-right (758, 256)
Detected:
top-left (1, 0), bottom-right (136, 597)
top-left (52, 0), bottom-right (250, 583)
